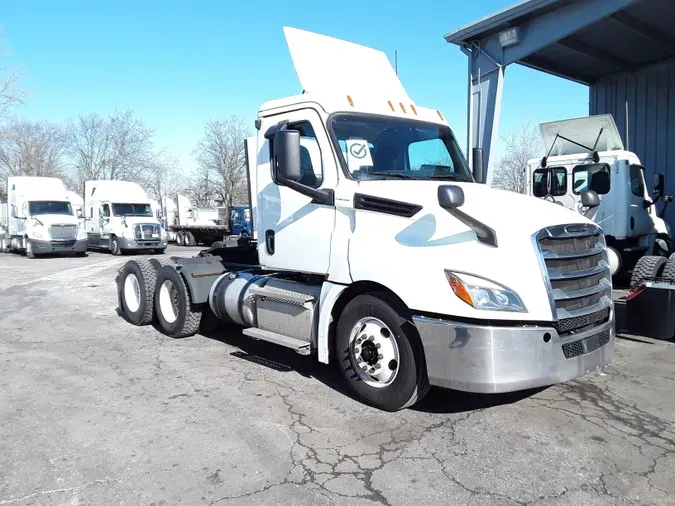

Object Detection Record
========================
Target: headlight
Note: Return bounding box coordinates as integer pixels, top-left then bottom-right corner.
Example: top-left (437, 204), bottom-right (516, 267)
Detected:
top-left (77, 227), bottom-right (87, 239)
top-left (122, 229), bottom-right (135, 239)
top-left (29, 227), bottom-right (44, 239)
top-left (445, 271), bottom-right (526, 312)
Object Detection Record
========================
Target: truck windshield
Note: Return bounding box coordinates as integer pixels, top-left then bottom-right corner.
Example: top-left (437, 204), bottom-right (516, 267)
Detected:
top-left (28, 201), bottom-right (73, 216)
top-left (329, 113), bottom-right (473, 182)
top-left (112, 203), bottom-right (153, 217)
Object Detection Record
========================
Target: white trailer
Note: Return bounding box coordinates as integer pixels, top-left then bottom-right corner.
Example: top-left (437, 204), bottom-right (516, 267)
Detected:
top-left (0, 176), bottom-right (87, 257)
top-left (525, 115), bottom-right (672, 277)
top-left (115, 27), bottom-right (614, 411)
top-left (83, 180), bottom-right (167, 255)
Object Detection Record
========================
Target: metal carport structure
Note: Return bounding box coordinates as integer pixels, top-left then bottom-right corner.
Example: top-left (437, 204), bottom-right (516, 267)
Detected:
top-left (445, 0), bottom-right (675, 222)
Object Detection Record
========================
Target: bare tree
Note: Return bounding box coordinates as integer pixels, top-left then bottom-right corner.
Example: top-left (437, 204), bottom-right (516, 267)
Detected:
top-left (0, 119), bottom-right (68, 181)
top-left (0, 30), bottom-right (28, 122)
top-left (491, 119), bottom-right (543, 193)
top-left (193, 115), bottom-right (250, 208)
top-left (142, 152), bottom-right (185, 202)
top-left (67, 109), bottom-right (157, 188)
top-left (182, 167), bottom-right (219, 207)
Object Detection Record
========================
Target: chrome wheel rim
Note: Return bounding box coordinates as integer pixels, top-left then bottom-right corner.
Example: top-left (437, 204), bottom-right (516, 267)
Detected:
top-left (348, 317), bottom-right (399, 388)
top-left (158, 280), bottom-right (179, 323)
top-left (123, 273), bottom-right (141, 313)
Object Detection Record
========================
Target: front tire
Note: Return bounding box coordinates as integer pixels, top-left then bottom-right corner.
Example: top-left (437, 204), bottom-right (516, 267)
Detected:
top-left (335, 292), bottom-right (429, 411)
top-left (0, 236), bottom-right (8, 253)
top-left (154, 266), bottom-right (202, 338)
top-left (110, 235), bottom-right (122, 256)
top-left (26, 239), bottom-right (36, 259)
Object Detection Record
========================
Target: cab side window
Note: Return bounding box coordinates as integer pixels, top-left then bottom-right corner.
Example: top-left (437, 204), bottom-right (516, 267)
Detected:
top-left (572, 163), bottom-right (610, 195)
top-left (532, 169), bottom-right (548, 197)
top-left (101, 204), bottom-right (110, 217)
top-left (551, 168), bottom-right (567, 196)
top-left (630, 164), bottom-right (646, 197)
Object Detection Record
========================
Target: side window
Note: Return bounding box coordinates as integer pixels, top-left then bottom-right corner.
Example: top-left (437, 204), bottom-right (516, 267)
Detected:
top-left (532, 169), bottom-right (548, 197)
top-left (101, 204), bottom-right (110, 217)
top-left (551, 167), bottom-right (567, 196)
top-left (408, 139), bottom-right (453, 172)
top-left (272, 121), bottom-right (323, 189)
top-left (572, 163), bottom-right (611, 195)
top-left (630, 164), bottom-right (646, 197)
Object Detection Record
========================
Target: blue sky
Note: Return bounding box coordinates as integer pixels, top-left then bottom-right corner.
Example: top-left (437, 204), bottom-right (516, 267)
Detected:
top-left (1, 0), bottom-right (588, 173)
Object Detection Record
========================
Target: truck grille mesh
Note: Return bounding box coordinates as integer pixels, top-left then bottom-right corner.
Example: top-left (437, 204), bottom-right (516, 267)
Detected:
top-left (49, 224), bottom-right (77, 240)
top-left (534, 224), bottom-right (612, 334)
top-left (562, 329), bottom-right (611, 359)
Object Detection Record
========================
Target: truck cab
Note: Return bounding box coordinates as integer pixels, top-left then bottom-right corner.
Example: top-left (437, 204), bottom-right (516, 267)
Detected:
top-left (84, 180), bottom-right (167, 255)
top-left (116, 27), bottom-right (615, 411)
top-left (525, 115), bottom-right (672, 276)
top-left (0, 176), bottom-right (88, 258)
top-left (229, 205), bottom-right (252, 237)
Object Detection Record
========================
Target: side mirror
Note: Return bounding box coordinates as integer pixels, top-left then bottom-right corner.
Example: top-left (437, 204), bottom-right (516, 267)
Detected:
top-left (275, 129), bottom-right (302, 182)
top-left (76, 209), bottom-right (83, 219)
top-left (654, 173), bottom-right (665, 192)
top-left (11, 205), bottom-right (25, 219)
top-left (580, 190), bottom-right (600, 209)
top-left (438, 185), bottom-right (465, 209)
top-left (471, 147), bottom-right (484, 184)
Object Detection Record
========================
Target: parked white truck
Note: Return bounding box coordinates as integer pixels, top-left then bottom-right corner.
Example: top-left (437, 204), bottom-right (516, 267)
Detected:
top-left (115, 27), bottom-right (614, 411)
top-left (168, 194), bottom-right (231, 246)
top-left (84, 180), bottom-right (167, 255)
top-left (0, 176), bottom-right (87, 257)
top-left (525, 115), bottom-right (673, 277)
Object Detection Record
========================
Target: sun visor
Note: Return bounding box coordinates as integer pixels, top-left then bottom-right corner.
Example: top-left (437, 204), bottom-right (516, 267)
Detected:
top-left (539, 114), bottom-right (624, 156)
top-left (283, 26), bottom-right (410, 102)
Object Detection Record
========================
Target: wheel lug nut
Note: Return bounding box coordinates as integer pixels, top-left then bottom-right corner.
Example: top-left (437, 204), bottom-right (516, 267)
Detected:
top-left (375, 364), bottom-right (381, 369)
top-left (361, 366), bottom-right (368, 371)
top-left (369, 336), bottom-right (375, 341)
top-left (354, 348), bottom-right (360, 354)
top-left (378, 354), bottom-right (383, 360)
top-left (376, 343), bottom-right (381, 349)
top-left (369, 368), bottom-right (376, 373)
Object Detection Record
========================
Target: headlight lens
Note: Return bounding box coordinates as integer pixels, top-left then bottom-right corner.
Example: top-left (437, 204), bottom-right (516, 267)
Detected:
top-left (77, 226), bottom-right (87, 239)
top-left (31, 228), bottom-right (43, 239)
top-left (445, 271), bottom-right (526, 312)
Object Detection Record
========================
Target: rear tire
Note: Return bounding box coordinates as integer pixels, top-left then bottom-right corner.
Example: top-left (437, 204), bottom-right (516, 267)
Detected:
top-left (660, 259), bottom-right (675, 284)
top-left (118, 259), bottom-right (157, 326)
top-left (335, 292), bottom-right (430, 411)
top-left (154, 266), bottom-right (202, 338)
top-left (185, 232), bottom-right (196, 247)
top-left (0, 236), bottom-right (8, 253)
top-left (176, 231), bottom-right (184, 246)
top-left (630, 255), bottom-right (667, 290)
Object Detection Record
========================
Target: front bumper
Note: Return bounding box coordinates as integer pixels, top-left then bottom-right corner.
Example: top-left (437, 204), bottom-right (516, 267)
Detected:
top-left (118, 238), bottom-right (167, 251)
top-left (28, 238), bottom-right (88, 254)
top-left (413, 313), bottom-right (614, 394)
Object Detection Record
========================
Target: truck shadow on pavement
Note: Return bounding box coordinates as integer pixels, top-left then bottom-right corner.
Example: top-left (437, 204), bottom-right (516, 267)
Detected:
top-left (199, 321), bottom-right (544, 414)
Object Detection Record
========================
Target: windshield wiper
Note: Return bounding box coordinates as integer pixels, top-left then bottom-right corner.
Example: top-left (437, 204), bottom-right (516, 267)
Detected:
top-left (367, 172), bottom-right (418, 180)
top-left (428, 174), bottom-right (463, 181)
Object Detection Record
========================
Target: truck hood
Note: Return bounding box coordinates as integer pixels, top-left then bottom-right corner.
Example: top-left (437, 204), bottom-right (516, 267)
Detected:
top-left (347, 181), bottom-right (599, 322)
top-left (539, 114), bottom-right (624, 156)
top-left (28, 214), bottom-right (79, 227)
top-left (111, 216), bottom-right (160, 226)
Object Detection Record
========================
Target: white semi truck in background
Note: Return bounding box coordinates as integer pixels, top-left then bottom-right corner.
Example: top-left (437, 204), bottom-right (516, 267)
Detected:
top-left (165, 194), bottom-right (231, 246)
top-left (115, 27), bottom-right (614, 411)
top-left (84, 180), bottom-right (167, 255)
top-left (0, 176), bottom-right (88, 257)
top-left (525, 115), bottom-right (673, 278)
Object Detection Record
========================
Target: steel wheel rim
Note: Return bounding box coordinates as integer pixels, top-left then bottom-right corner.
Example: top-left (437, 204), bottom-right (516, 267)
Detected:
top-left (159, 280), bottom-right (179, 323)
top-left (123, 273), bottom-right (141, 313)
top-left (348, 317), bottom-right (399, 388)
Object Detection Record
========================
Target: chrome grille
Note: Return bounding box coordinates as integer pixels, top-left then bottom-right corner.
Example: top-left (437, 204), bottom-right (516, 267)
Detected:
top-left (562, 329), bottom-right (611, 359)
top-left (533, 223), bottom-right (612, 333)
top-left (134, 223), bottom-right (160, 240)
top-left (49, 224), bottom-right (77, 240)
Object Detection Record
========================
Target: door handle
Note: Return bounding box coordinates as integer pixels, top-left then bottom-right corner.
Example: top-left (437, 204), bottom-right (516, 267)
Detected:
top-left (265, 229), bottom-right (275, 255)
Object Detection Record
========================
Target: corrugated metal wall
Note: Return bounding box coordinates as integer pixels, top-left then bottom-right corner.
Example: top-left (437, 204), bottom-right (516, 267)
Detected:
top-left (590, 56), bottom-right (675, 228)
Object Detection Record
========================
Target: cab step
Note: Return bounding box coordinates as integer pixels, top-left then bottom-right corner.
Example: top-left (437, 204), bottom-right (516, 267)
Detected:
top-left (249, 285), bottom-right (315, 307)
top-left (242, 328), bottom-right (311, 355)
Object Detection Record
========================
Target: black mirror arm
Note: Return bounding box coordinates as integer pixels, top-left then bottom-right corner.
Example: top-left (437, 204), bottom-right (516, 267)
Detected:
top-left (439, 206), bottom-right (498, 247)
top-left (278, 177), bottom-right (334, 206)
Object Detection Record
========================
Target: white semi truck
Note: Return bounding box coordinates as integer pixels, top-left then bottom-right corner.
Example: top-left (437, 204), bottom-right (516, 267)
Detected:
top-left (167, 195), bottom-right (231, 247)
top-left (115, 27), bottom-right (614, 411)
top-left (83, 180), bottom-right (167, 255)
top-left (525, 115), bottom-right (673, 277)
top-left (0, 176), bottom-right (88, 257)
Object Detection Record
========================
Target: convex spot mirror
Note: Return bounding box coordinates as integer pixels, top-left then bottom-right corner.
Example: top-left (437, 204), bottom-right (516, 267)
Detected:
top-left (438, 185), bottom-right (465, 209)
top-left (274, 129), bottom-right (302, 183)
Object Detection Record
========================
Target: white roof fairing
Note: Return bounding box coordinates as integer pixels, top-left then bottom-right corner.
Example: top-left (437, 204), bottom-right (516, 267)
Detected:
top-left (539, 114), bottom-right (625, 156)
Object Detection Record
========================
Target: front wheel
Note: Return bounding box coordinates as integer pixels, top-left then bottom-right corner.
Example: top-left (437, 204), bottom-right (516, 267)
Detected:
top-left (110, 236), bottom-right (122, 256)
top-left (26, 240), bottom-right (36, 259)
top-left (335, 292), bottom-right (429, 411)
top-left (0, 236), bottom-right (8, 253)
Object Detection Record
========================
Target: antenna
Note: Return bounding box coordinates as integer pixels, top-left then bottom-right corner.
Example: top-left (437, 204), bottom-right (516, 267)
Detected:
top-left (625, 99), bottom-right (630, 151)
top-left (395, 51), bottom-right (398, 75)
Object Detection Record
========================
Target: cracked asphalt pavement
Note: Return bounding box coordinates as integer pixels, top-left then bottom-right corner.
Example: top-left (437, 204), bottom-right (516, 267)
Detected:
top-left (1, 246), bottom-right (675, 505)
